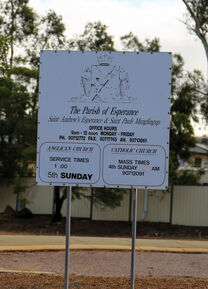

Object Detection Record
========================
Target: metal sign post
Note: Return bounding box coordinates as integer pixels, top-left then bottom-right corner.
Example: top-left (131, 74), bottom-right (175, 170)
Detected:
top-left (64, 186), bottom-right (72, 289)
top-left (130, 188), bottom-right (138, 289)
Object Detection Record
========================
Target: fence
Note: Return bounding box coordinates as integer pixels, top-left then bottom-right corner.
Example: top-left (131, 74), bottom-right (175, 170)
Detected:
top-left (171, 185), bottom-right (208, 226)
top-left (0, 178), bottom-right (208, 226)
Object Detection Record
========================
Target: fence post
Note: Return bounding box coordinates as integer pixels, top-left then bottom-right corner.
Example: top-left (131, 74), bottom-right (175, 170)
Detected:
top-left (129, 188), bottom-right (133, 222)
top-left (90, 187), bottom-right (94, 221)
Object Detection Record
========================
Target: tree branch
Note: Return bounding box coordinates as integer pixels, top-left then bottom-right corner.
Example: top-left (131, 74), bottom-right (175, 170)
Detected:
top-left (182, 0), bottom-right (208, 80)
top-left (182, 0), bottom-right (201, 28)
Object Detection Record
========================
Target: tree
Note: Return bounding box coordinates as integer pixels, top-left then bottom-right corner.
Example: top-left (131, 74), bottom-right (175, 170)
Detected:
top-left (182, 0), bottom-right (208, 67)
top-left (0, 2), bottom-right (67, 210)
top-left (0, 0), bottom-right (39, 173)
top-left (24, 9), bottom-right (66, 135)
top-left (68, 21), bottom-right (115, 51)
top-left (0, 76), bottom-right (33, 178)
top-left (182, 0), bottom-right (208, 120)
top-left (0, 29), bottom-right (36, 181)
top-left (0, 35), bottom-right (10, 74)
top-left (51, 186), bottom-right (125, 222)
top-left (120, 32), bottom-right (204, 185)
top-left (120, 32), bottom-right (160, 52)
top-left (170, 55), bottom-right (205, 183)
top-left (0, 0), bottom-right (37, 70)
top-left (26, 9), bottom-right (66, 68)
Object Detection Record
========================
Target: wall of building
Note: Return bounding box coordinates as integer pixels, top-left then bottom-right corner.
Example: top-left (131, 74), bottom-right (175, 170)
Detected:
top-left (189, 154), bottom-right (208, 169)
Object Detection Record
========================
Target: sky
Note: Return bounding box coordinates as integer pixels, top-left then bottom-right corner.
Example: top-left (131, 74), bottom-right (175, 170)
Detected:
top-left (30, 0), bottom-right (207, 136)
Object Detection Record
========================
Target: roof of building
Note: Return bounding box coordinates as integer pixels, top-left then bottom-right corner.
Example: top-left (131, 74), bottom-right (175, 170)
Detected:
top-left (190, 143), bottom-right (208, 154)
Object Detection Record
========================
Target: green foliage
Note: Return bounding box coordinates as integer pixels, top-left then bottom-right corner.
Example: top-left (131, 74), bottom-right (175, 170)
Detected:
top-left (0, 0), bottom-right (37, 69)
top-left (41, 10), bottom-right (65, 44)
top-left (73, 186), bottom-right (126, 209)
top-left (93, 187), bottom-right (126, 209)
top-left (11, 66), bottom-right (38, 82)
top-left (0, 1), bottom-right (66, 203)
top-left (12, 176), bottom-right (36, 208)
top-left (12, 176), bottom-right (23, 195)
top-left (26, 9), bottom-right (66, 68)
top-left (174, 168), bottom-right (205, 185)
top-left (1, 0), bottom-right (37, 40)
top-left (119, 32), bottom-right (205, 185)
top-left (120, 32), bottom-right (160, 52)
top-left (68, 21), bottom-right (115, 51)
top-left (170, 56), bottom-right (205, 183)
top-left (0, 76), bottom-right (34, 178)
top-left (0, 35), bottom-right (10, 74)
top-left (171, 68), bottom-right (204, 121)
top-left (12, 176), bottom-right (29, 207)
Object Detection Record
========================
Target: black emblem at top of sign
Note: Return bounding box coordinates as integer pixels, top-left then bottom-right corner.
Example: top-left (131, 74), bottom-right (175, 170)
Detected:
top-left (70, 53), bottom-right (137, 103)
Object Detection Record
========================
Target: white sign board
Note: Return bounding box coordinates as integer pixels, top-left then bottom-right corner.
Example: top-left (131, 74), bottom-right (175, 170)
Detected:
top-left (36, 51), bottom-right (171, 189)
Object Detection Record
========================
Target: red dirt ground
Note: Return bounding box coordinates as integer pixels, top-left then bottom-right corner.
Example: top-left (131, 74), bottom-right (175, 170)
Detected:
top-left (1, 208), bottom-right (208, 288)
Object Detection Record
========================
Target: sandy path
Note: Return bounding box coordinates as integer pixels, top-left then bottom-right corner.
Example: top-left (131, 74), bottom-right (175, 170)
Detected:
top-left (0, 250), bottom-right (208, 279)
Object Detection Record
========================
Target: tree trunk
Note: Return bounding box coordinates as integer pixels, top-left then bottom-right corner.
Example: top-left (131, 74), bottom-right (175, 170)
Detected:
top-left (51, 186), bottom-right (64, 222)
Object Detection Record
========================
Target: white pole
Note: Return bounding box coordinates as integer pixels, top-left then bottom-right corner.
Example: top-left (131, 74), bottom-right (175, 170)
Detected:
top-left (64, 186), bottom-right (72, 289)
top-left (130, 188), bottom-right (138, 289)
top-left (141, 189), bottom-right (148, 221)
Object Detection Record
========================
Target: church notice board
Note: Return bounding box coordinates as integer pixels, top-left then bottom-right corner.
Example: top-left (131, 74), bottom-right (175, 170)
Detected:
top-left (36, 51), bottom-right (172, 189)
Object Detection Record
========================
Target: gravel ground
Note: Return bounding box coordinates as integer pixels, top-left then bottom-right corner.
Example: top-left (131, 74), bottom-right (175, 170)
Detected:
top-left (1, 212), bottom-right (208, 288)
top-left (0, 250), bottom-right (208, 279)
top-left (0, 250), bottom-right (208, 288)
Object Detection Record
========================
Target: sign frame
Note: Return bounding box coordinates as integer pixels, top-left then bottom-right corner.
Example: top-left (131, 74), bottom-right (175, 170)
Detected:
top-left (36, 51), bottom-right (172, 189)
